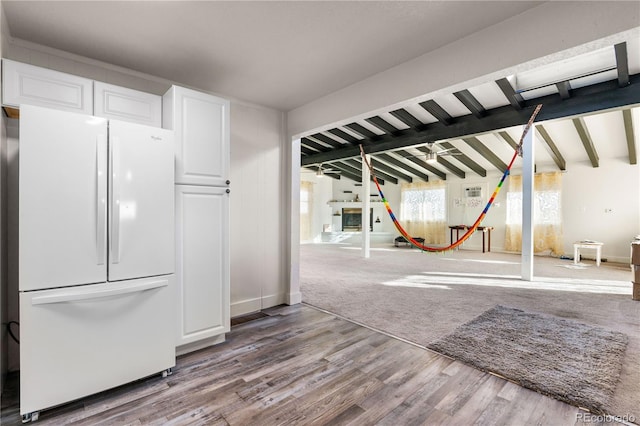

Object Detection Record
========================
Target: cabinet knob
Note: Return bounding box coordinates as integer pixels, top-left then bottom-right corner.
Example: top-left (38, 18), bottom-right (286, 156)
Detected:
top-left (226, 189), bottom-right (230, 194)
top-left (226, 180), bottom-right (231, 185)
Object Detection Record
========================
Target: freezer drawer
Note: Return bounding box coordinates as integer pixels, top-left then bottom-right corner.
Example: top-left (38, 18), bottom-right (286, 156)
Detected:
top-left (19, 276), bottom-right (175, 417)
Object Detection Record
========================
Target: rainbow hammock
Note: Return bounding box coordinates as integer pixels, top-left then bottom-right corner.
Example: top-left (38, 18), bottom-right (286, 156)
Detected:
top-left (360, 104), bottom-right (542, 253)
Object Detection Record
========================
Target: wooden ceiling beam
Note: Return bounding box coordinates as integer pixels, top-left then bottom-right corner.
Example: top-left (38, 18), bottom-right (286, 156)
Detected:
top-left (396, 150), bottom-right (447, 180)
top-left (327, 128), bottom-right (361, 145)
top-left (623, 109), bottom-right (637, 165)
top-left (454, 89), bottom-right (486, 119)
top-left (497, 131), bottom-right (518, 150)
top-left (615, 42), bottom-right (630, 88)
top-left (331, 161), bottom-right (363, 175)
top-left (325, 162), bottom-right (361, 183)
top-left (556, 81), bottom-right (571, 100)
top-left (389, 108), bottom-right (424, 128)
top-left (343, 159), bottom-right (399, 185)
top-left (300, 145), bottom-right (316, 156)
top-left (365, 115), bottom-right (401, 134)
top-left (301, 137), bottom-right (332, 153)
top-left (536, 125), bottom-right (567, 171)
top-left (497, 131), bottom-right (539, 171)
top-left (419, 100), bottom-right (453, 125)
top-left (329, 161), bottom-right (385, 185)
top-left (301, 73), bottom-right (640, 166)
top-left (462, 137), bottom-right (508, 173)
top-left (333, 167), bottom-right (383, 185)
top-left (370, 158), bottom-right (413, 182)
top-left (572, 117), bottom-right (599, 167)
top-left (309, 133), bottom-right (345, 148)
top-left (375, 153), bottom-right (430, 182)
top-left (495, 78), bottom-right (524, 110)
top-left (438, 141), bottom-right (486, 177)
top-left (345, 122), bottom-right (379, 139)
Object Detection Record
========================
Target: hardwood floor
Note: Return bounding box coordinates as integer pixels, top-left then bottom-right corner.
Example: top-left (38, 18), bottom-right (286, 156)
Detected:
top-left (1, 304), bottom-right (607, 425)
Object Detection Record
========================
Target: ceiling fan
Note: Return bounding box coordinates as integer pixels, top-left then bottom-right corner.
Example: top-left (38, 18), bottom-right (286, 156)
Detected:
top-left (302, 163), bottom-right (342, 178)
top-left (415, 142), bottom-right (462, 164)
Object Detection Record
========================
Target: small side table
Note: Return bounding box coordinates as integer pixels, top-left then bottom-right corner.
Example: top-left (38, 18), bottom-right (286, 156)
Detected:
top-left (449, 225), bottom-right (467, 247)
top-left (476, 226), bottom-right (494, 253)
top-left (573, 241), bottom-right (603, 266)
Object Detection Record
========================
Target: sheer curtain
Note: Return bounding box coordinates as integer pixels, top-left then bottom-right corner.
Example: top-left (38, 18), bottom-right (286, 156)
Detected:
top-left (400, 180), bottom-right (447, 244)
top-left (505, 172), bottom-right (563, 255)
top-left (300, 181), bottom-right (313, 242)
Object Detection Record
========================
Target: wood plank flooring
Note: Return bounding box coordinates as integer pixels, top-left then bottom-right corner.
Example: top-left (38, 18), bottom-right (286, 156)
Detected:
top-left (1, 304), bottom-right (605, 425)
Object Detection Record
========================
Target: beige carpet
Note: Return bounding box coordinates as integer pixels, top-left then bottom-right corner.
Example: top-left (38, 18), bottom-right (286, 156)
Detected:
top-left (300, 242), bottom-right (640, 420)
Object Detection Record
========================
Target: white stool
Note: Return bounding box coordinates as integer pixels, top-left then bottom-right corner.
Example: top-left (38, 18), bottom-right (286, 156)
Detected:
top-left (573, 241), bottom-right (603, 266)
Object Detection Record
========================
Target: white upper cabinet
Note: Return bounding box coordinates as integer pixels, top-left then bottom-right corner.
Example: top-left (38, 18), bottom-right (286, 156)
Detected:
top-left (2, 59), bottom-right (93, 114)
top-left (94, 82), bottom-right (162, 127)
top-left (163, 86), bottom-right (230, 187)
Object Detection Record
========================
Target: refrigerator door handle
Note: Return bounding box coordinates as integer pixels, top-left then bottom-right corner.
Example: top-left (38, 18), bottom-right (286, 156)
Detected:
top-left (110, 137), bottom-right (121, 264)
top-left (96, 135), bottom-right (107, 265)
top-left (31, 280), bottom-right (168, 305)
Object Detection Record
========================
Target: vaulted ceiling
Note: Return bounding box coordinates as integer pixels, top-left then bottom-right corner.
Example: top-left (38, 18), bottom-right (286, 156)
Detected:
top-left (301, 40), bottom-right (640, 184)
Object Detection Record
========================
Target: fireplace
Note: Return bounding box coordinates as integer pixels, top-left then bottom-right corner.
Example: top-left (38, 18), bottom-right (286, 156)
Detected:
top-left (342, 208), bottom-right (373, 231)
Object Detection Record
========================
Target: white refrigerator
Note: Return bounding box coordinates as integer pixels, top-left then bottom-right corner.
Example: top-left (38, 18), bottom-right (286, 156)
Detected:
top-left (18, 104), bottom-right (176, 422)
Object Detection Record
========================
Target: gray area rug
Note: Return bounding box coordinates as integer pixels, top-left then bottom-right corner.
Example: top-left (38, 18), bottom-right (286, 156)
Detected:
top-left (427, 305), bottom-right (629, 414)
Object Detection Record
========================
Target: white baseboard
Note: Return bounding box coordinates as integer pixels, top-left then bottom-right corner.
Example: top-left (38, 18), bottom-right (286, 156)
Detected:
top-left (230, 292), bottom-right (288, 318)
top-left (287, 291), bottom-right (302, 305)
top-left (231, 298), bottom-right (261, 318)
top-left (176, 334), bottom-right (226, 356)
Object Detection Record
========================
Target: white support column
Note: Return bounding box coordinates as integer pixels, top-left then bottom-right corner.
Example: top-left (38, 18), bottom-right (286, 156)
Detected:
top-left (288, 138), bottom-right (302, 305)
top-left (521, 127), bottom-right (535, 281)
top-left (362, 155), bottom-right (371, 258)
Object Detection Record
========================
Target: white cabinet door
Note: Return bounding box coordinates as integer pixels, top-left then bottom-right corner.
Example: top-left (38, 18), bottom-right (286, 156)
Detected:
top-left (94, 82), bottom-right (162, 127)
top-left (108, 120), bottom-right (175, 282)
top-left (163, 86), bottom-right (230, 187)
top-left (19, 105), bottom-right (108, 292)
top-left (20, 276), bottom-right (175, 416)
top-left (2, 59), bottom-right (93, 114)
top-left (175, 185), bottom-right (230, 347)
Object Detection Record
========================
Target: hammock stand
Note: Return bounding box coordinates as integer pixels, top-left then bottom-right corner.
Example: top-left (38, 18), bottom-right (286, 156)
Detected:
top-left (360, 104), bottom-right (542, 253)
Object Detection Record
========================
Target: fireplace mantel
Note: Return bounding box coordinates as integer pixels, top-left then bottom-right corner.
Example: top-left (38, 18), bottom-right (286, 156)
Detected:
top-left (327, 200), bottom-right (382, 206)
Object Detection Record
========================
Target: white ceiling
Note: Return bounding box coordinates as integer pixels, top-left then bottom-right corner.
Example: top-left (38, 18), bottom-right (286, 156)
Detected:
top-left (1, 1), bottom-right (543, 111)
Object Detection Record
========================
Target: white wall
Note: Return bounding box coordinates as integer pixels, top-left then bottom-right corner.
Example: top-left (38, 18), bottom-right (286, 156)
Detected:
top-left (300, 173), bottom-right (332, 242)
top-left (229, 102), bottom-right (287, 316)
top-left (562, 160), bottom-right (640, 262)
top-left (1, 39), bottom-right (289, 332)
top-left (446, 172), bottom-right (509, 252)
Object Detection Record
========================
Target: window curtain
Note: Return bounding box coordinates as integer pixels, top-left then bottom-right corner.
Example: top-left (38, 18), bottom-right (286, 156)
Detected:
top-left (300, 181), bottom-right (313, 242)
top-left (505, 172), bottom-right (563, 255)
top-left (399, 180), bottom-right (447, 244)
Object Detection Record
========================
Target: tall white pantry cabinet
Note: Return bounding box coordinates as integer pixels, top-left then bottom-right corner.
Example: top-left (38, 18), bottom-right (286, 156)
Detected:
top-left (163, 86), bottom-right (231, 354)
